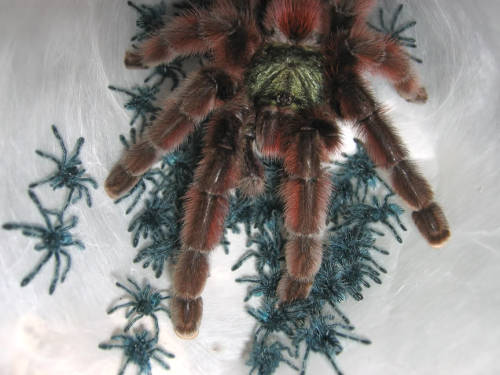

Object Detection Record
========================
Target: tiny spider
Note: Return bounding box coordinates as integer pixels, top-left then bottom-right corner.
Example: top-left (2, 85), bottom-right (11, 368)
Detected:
top-left (338, 194), bottom-right (407, 242)
top-left (107, 278), bottom-right (170, 336)
top-left (367, 4), bottom-right (423, 63)
top-left (99, 329), bottom-right (175, 375)
top-left (3, 190), bottom-right (84, 294)
top-left (128, 194), bottom-right (173, 247)
top-left (29, 125), bottom-right (97, 207)
top-left (108, 85), bottom-right (161, 131)
top-left (105, 0), bottom-right (450, 339)
top-left (248, 339), bottom-right (299, 374)
top-left (293, 314), bottom-right (370, 375)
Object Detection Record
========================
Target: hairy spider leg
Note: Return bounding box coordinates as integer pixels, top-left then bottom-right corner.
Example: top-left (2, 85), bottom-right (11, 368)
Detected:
top-left (124, 8), bottom-right (209, 69)
top-left (106, 0), bottom-right (261, 199)
top-left (327, 0), bottom-right (426, 103)
top-left (353, 30), bottom-right (428, 103)
top-left (337, 76), bottom-right (450, 246)
top-left (108, 0), bottom-right (262, 338)
top-left (256, 107), bottom-right (342, 303)
top-left (171, 100), bottom-right (249, 338)
top-left (105, 66), bottom-right (238, 198)
top-left (324, 13), bottom-right (450, 247)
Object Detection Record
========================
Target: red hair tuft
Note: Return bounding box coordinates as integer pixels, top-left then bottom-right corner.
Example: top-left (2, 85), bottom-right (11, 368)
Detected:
top-left (265, 0), bottom-right (323, 41)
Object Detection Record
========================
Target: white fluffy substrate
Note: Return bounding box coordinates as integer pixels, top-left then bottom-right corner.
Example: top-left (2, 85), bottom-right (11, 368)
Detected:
top-left (1, 1), bottom-right (499, 374)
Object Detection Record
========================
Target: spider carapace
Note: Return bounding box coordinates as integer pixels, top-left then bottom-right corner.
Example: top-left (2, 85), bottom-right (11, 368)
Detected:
top-left (246, 44), bottom-right (325, 110)
top-left (105, 0), bottom-right (450, 339)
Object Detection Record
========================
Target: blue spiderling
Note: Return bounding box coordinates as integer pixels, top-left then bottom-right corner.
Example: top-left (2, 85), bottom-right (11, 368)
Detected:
top-left (127, 1), bottom-right (168, 42)
top-left (237, 271), bottom-right (281, 303)
top-left (3, 190), bottom-right (84, 294)
top-left (133, 233), bottom-right (180, 278)
top-left (109, 84), bottom-right (161, 132)
top-left (128, 193), bottom-right (174, 247)
top-left (293, 314), bottom-right (371, 375)
top-left (115, 169), bottom-right (167, 215)
top-left (99, 329), bottom-right (174, 375)
top-left (232, 213), bottom-right (283, 274)
top-left (29, 125), bottom-right (97, 207)
top-left (144, 58), bottom-right (187, 90)
top-left (368, 3), bottom-right (423, 63)
top-left (108, 278), bottom-right (170, 336)
top-left (247, 338), bottom-right (298, 375)
top-left (336, 194), bottom-right (407, 243)
top-left (247, 298), bottom-right (307, 339)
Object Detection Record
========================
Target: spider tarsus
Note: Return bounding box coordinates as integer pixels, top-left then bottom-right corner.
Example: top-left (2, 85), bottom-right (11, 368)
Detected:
top-left (403, 86), bottom-right (428, 104)
top-left (412, 202), bottom-right (450, 247)
top-left (124, 50), bottom-right (149, 69)
top-left (277, 275), bottom-right (313, 304)
top-left (171, 296), bottom-right (202, 340)
top-left (105, 164), bottom-right (141, 199)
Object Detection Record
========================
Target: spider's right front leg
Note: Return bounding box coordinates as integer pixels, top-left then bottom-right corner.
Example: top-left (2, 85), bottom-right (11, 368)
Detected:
top-left (105, 67), bottom-right (238, 198)
top-left (171, 106), bottom-right (246, 339)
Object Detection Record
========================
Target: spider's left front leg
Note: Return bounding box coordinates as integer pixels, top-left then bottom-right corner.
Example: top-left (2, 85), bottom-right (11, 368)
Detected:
top-left (275, 109), bottom-right (342, 303)
top-left (335, 77), bottom-right (450, 246)
top-left (171, 102), bottom-right (248, 339)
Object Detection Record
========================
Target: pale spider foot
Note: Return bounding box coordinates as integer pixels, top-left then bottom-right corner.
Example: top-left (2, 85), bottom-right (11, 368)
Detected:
top-left (105, 164), bottom-right (140, 199)
top-left (277, 275), bottom-right (313, 304)
top-left (400, 86), bottom-right (428, 104)
top-left (238, 175), bottom-right (265, 197)
top-left (171, 297), bottom-right (202, 340)
top-left (124, 50), bottom-right (149, 69)
top-left (412, 202), bottom-right (450, 247)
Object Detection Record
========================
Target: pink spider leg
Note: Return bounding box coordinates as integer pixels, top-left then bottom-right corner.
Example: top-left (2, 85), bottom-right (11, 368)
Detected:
top-left (337, 77), bottom-right (450, 246)
top-left (171, 101), bottom-right (248, 338)
top-left (351, 27), bottom-right (428, 103)
top-left (105, 66), bottom-right (238, 198)
top-left (272, 107), bottom-right (342, 303)
top-left (124, 8), bottom-right (209, 69)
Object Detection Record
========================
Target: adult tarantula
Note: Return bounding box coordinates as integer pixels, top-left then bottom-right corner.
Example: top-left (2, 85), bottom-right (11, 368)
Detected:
top-left (105, 0), bottom-right (450, 339)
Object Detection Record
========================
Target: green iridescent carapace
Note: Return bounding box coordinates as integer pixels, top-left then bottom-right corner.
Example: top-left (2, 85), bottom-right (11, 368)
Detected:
top-left (245, 44), bottom-right (325, 110)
